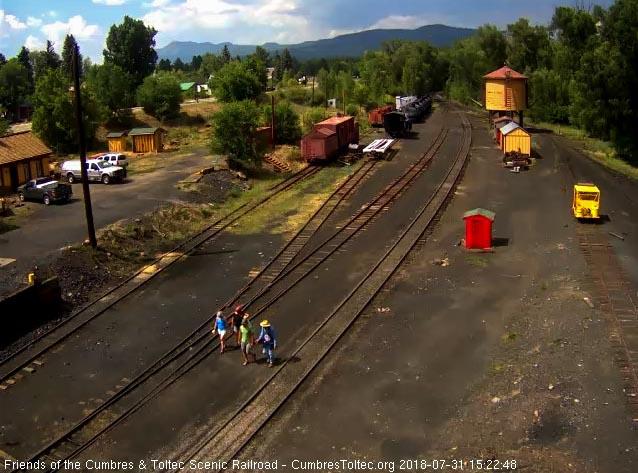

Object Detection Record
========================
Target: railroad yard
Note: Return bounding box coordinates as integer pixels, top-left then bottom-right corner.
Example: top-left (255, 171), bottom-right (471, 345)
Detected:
top-left (0, 101), bottom-right (636, 473)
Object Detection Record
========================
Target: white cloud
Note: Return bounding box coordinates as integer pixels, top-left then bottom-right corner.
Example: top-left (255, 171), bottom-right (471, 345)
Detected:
top-left (143, 0), bottom-right (171, 7)
top-left (41, 15), bottom-right (102, 50)
top-left (24, 35), bottom-right (45, 50)
top-left (0, 10), bottom-right (27, 31)
top-left (92, 0), bottom-right (128, 5)
top-left (27, 16), bottom-right (43, 27)
top-left (144, 0), bottom-right (314, 44)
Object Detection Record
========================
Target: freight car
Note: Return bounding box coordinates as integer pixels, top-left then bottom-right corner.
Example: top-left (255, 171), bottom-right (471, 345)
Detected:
top-left (368, 105), bottom-right (395, 127)
top-left (301, 115), bottom-right (359, 163)
top-left (404, 95), bottom-right (432, 122)
top-left (383, 111), bottom-right (412, 138)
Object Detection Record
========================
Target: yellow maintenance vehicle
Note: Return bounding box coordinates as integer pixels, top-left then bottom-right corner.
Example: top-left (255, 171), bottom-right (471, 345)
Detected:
top-left (573, 183), bottom-right (601, 219)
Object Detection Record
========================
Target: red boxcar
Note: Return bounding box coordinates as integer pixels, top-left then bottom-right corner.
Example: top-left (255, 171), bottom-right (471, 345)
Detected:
top-left (315, 116), bottom-right (357, 150)
top-left (368, 105), bottom-right (395, 127)
top-left (301, 127), bottom-right (339, 162)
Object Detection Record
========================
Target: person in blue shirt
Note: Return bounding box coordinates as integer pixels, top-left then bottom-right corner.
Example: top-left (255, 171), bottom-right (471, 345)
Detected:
top-left (213, 311), bottom-right (227, 354)
top-left (256, 320), bottom-right (277, 367)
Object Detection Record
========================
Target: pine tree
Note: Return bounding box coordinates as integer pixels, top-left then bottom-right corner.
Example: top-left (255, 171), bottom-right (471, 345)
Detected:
top-left (221, 45), bottom-right (231, 64)
top-left (62, 35), bottom-right (81, 80)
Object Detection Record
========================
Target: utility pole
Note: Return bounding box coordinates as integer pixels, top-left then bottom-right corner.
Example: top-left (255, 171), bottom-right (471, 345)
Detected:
top-left (312, 76), bottom-right (315, 103)
top-left (72, 44), bottom-right (97, 248)
top-left (271, 95), bottom-right (276, 151)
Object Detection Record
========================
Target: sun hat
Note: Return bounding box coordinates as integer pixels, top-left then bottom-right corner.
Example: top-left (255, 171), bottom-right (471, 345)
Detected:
top-left (259, 320), bottom-right (270, 327)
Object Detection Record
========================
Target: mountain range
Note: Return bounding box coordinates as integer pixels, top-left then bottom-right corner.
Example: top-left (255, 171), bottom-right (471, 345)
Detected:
top-left (156, 24), bottom-right (476, 62)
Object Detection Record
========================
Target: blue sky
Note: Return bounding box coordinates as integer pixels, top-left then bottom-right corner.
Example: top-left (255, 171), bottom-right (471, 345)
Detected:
top-left (0, 0), bottom-right (615, 62)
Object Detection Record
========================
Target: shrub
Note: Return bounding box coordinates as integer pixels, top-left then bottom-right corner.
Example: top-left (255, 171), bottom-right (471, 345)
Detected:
top-left (345, 104), bottom-right (359, 117)
top-left (211, 100), bottom-right (263, 168)
top-left (262, 101), bottom-right (302, 144)
top-left (302, 107), bottom-right (328, 134)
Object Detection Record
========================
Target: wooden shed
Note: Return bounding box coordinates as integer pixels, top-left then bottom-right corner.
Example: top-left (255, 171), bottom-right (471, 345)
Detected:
top-left (106, 131), bottom-right (128, 152)
top-left (0, 131), bottom-right (52, 193)
top-left (500, 122), bottom-right (531, 157)
top-left (129, 127), bottom-right (165, 153)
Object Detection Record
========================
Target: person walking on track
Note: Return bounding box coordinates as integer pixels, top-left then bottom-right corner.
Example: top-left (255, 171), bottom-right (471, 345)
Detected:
top-left (228, 305), bottom-right (248, 347)
top-left (213, 311), bottom-right (227, 354)
top-left (239, 318), bottom-right (256, 366)
top-left (256, 320), bottom-right (277, 367)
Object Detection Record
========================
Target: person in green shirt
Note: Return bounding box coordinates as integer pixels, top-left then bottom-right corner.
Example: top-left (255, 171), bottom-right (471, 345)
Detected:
top-left (239, 317), bottom-right (256, 366)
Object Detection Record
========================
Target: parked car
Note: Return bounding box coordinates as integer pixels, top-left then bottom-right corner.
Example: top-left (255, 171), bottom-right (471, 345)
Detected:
top-left (61, 159), bottom-right (126, 184)
top-left (96, 153), bottom-right (128, 172)
top-left (17, 177), bottom-right (73, 205)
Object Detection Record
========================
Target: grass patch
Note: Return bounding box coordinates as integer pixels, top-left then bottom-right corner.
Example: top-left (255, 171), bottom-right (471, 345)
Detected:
top-left (466, 254), bottom-right (489, 268)
top-left (501, 332), bottom-right (519, 343)
top-left (0, 219), bottom-right (19, 234)
top-left (529, 120), bottom-right (638, 181)
top-left (127, 152), bottom-right (196, 176)
top-left (228, 163), bottom-right (363, 236)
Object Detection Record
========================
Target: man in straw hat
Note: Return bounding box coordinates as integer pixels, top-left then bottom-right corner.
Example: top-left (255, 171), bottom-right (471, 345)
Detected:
top-left (256, 320), bottom-right (277, 367)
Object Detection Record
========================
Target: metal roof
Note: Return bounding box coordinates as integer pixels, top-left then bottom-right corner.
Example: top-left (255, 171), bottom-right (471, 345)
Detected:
top-left (106, 131), bottom-right (128, 138)
top-left (304, 128), bottom-right (337, 139)
top-left (128, 127), bottom-right (165, 136)
top-left (463, 208), bottom-right (495, 220)
top-left (316, 116), bottom-right (354, 126)
top-left (0, 131), bottom-right (52, 166)
top-left (574, 183), bottom-right (600, 192)
top-left (483, 66), bottom-right (527, 80)
top-left (500, 122), bottom-right (527, 136)
top-left (180, 82), bottom-right (196, 91)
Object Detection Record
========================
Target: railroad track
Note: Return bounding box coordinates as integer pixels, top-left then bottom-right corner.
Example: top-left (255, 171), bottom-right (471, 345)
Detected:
top-left (8, 116), bottom-right (453, 471)
top-left (0, 165), bottom-right (319, 386)
top-left (558, 138), bottom-right (638, 422)
top-left (174, 113), bottom-right (472, 472)
top-left (4, 158), bottom-right (380, 472)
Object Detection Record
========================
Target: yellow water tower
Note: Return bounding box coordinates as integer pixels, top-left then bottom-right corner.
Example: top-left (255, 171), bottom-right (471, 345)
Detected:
top-left (483, 65), bottom-right (528, 127)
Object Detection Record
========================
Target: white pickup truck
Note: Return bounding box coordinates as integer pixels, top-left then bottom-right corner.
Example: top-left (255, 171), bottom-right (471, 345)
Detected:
top-left (61, 159), bottom-right (126, 185)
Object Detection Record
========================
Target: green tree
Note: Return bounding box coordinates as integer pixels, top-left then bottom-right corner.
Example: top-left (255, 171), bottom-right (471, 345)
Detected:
top-left (136, 73), bottom-right (182, 122)
top-left (0, 59), bottom-right (29, 121)
top-left (211, 100), bottom-right (263, 168)
top-left (44, 40), bottom-right (62, 70)
top-left (262, 101), bottom-right (302, 144)
top-left (157, 58), bottom-right (172, 72)
top-left (351, 82), bottom-right (370, 111)
top-left (17, 46), bottom-right (33, 90)
top-left (302, 107), bottom-right (328, 133)
top-left (32, 68), bottom-right (103, 153)
top-left (104, 15), bottom-right (158, 87)
top-left (86, 63), bottom-right (133, 120)
top-left (506, 18), bottom-right (551, 72)
top-left (0, 106), bottom-right (9, 136)
top-left (209, 61), bottom-right (261, 102)
top-left (359, 50), bottom-right (392, 104)
top-left (476, 25), bottom-right (507, 70)
top-left (173, 58), bottom-right (185, 71)
top-left (61, 34), bottom-right (81, 80)
top-left (221, 45), bottom-right (231, 64)
top-left (191, 55), bottom-right (203, 71)
top-left (200, 52), bottom-right (222, 76)
top-left (0, 54), bottom-right (5, 66)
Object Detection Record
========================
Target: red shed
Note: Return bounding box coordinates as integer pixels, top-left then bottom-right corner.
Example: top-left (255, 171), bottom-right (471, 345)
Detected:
top-left (315, 116), bottom-right (356, 150)
top-left (463, 208), bottom-right (495, 250)
top-left (301, 127), bottom-right (339, 162)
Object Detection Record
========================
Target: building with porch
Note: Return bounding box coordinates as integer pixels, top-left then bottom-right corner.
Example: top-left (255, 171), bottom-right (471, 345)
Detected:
top-left (0, 132), bottom-right (52, 194)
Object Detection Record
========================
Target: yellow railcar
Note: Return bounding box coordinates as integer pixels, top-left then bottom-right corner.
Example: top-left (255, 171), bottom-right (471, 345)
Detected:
top-left (573, 183), bottom-right (601, 219)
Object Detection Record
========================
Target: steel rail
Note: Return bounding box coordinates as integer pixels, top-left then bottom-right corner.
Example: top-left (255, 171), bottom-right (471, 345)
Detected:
top-left (0, 166), bottom-right (320, 384)
top-left (16, 118), bottom-right (450, 471)
top-left (8, 159), bottom-right (380, 472)
top-left (178, 113), bottom-right (473, 471)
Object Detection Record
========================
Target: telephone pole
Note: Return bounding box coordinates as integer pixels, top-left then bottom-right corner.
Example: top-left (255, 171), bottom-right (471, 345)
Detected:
top-left (72, 44), bottom-right (97, 248)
